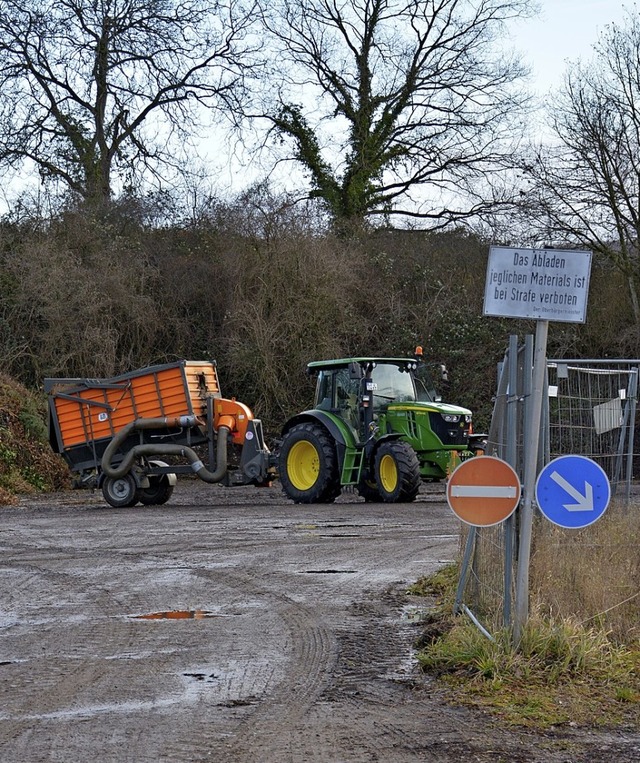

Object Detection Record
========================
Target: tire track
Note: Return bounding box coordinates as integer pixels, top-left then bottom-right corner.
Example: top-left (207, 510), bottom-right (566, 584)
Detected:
top-left (159, 514), bottom-right (458, 762)
top-left (161, 567), bottom-right (342, 763)
top-left (6, 486), bottom-right (624, 762)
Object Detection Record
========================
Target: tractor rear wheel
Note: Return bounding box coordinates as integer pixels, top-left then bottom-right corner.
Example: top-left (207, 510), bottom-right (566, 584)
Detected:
top-left (279, 422), bottom-right (340, 503)
top-left (374, 441), bottom-right (420, 503)
top-left (101, 473), bottom-right (139, 508)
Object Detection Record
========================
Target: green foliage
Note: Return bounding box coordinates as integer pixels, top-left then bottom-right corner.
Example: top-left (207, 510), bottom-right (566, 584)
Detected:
top-left (19, 403), bottom-right (48, 441)
top-left (275, 105), bottom-right (342, 218)
top-left (407, 563), bottom-right (458, 600)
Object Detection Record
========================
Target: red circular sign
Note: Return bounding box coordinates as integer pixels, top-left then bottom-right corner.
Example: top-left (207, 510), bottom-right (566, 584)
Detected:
top-left (447, 456), bottom-right (521, 527)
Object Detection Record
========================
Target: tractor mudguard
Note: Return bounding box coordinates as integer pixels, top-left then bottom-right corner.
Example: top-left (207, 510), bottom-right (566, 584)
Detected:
top-left (281, 409), bottom-right (357, 471)
top-left (370, 431), bottom-right (402, 449)
top-left (282, 410), bottom-right (356, 446)
top-left (358, 431), bottom-right (403, 475)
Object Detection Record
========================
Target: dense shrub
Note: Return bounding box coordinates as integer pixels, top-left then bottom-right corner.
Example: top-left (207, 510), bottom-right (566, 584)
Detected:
top-left (1, 193), bottom-right (638, 439)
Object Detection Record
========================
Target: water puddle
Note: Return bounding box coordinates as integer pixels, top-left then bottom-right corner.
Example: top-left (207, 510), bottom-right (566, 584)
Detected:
top-left (300, 569), bottom-right (357, 574)
top-left (401, 604), bottom-right (433, 623)
top-left (132, 610), bottom-right (216, 620)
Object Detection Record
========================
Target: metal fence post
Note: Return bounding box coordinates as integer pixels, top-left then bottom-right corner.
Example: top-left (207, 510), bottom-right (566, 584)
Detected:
top-left (514, 320), bottom-right (549, 645)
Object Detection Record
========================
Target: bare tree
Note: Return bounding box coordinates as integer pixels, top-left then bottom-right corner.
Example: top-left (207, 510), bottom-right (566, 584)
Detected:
top-left (522, 10), bottom-right (640, 321)
top-left (0, 0), bottom-right (257, 205)
top-left (253, 0), bottom-right (533, 229)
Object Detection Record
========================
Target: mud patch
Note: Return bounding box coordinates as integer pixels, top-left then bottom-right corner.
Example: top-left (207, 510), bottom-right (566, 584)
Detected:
top-left (133, 610), bottom-right (217, 620)
top-left (218, 697), bottom-right (259, 707)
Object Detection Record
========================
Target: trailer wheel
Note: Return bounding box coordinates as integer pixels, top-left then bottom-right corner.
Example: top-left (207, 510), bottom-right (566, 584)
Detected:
top-left (102, 474), bottom-right (139, 508)
top-left (374, 441), bottom-right (420, 503)
top-left (138, 475), bottom-right (174, 506)
top-left (279, 422), bottom-right (340, 503)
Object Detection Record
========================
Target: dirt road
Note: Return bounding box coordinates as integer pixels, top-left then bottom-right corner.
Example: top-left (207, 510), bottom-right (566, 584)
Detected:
top-left (1, 483), bottom-right (638, 762)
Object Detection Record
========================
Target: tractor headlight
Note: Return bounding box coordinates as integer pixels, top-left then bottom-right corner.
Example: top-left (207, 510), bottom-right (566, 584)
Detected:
top-left (465, 415), bottom-right (472, 423)
top-left (441, 414), bottom-right (460, 423)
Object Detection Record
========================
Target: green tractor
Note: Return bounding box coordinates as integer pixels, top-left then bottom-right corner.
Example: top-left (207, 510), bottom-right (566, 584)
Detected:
top-left (278, 351), bottom-right (483, 503)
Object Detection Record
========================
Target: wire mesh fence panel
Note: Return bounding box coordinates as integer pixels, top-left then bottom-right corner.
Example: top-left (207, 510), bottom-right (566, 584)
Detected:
top-left (458, 523), bottom-right (513, 627)
top-left (546, 362), bottom-right (638, 498)
top-left (456, 336), bottom-right (530, 629)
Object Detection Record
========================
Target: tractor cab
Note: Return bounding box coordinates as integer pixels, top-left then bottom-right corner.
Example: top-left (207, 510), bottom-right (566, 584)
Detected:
top-left (310, 357), bottom-right (444, 440)
top-left (312, 358), bottom-right (407, 437)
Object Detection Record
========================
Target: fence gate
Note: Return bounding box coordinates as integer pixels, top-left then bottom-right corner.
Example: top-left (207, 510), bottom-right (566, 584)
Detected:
top-left (546, 360), bottom-right (638, 500)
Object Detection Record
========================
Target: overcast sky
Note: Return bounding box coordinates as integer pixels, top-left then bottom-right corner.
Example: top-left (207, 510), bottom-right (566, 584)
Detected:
top-left (209, 2), bottom-right (635, 194)
top-left (511, 1), bottom-right (631, 94)
top-left (1, 1), bottom-right (634, 211)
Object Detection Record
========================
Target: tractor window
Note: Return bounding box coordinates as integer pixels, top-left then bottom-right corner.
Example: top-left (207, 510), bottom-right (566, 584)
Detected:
top-left (414, 366), bottom-right (438, 402)
top-left (335, 369), bottom-right (360, 430)
top-left (315, 371), bottom-right (333, 410)
top-left (370, 364), bottom-right (415, 410)
top-left (315, 369), bottom-right (359, 411)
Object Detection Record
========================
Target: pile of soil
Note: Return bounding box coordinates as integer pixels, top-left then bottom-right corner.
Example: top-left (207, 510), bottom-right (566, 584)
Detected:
top-left (0, 373), bottom-right (70, 504)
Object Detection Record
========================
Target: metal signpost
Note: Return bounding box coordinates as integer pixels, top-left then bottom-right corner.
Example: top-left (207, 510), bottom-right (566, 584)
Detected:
top-left (448, 456), bottom-right (521, 635)
top-left (483, 246), bottom-right (593, 643)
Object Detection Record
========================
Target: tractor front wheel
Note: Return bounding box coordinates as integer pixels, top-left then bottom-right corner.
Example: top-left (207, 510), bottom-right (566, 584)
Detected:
top-left (374, 441), bottom-right (420, 503)
top-left (279, 423), bottom-right (340, 503)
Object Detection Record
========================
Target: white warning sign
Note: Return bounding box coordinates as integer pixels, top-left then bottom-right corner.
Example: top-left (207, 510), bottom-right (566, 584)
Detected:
top-left (483, 246), bottom-right (592, 323)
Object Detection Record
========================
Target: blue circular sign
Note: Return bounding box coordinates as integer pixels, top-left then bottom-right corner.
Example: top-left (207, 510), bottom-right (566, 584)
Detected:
top-left (535, 455), bottom-right (611, 529)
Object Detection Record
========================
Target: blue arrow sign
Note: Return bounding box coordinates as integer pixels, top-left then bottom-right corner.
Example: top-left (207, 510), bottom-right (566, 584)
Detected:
top-left (535, 455), bottom-right (611, 528)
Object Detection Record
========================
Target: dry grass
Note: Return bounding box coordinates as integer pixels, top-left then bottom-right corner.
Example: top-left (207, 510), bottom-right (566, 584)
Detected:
top-left (417, 613), bottom-right (640, 728)
top-left (453, 501), bottom-right (639, 648)
top-left (414, 506), bottom-right (640, 728)
top-left (531, 503), bottom-right (640, 645)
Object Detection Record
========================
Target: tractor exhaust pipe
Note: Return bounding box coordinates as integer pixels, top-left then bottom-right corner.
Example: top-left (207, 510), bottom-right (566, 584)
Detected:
top-left (100, 416), bottom-right (230, 483)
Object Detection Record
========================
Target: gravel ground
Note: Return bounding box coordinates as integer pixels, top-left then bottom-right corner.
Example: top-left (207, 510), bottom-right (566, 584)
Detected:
top-left (1, 481), bottom-right (638, 762)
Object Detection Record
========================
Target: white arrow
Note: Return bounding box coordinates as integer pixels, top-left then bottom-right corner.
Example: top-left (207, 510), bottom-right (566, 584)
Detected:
top-left (550, 471), bottom-right (594, 512)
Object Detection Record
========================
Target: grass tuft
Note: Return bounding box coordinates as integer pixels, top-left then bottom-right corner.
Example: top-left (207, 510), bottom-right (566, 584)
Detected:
top-left (412, 536), bottom-right (640, 730)
top-left (416, 612), bottom-right (640, 727)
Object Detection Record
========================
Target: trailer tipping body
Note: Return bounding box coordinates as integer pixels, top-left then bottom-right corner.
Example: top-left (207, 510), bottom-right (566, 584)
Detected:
top-left (45, 360), bottom-right (274, 507)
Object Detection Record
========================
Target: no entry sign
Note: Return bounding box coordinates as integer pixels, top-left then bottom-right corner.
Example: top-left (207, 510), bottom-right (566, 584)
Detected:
top-left (447, 456), bottom-right (521, 527)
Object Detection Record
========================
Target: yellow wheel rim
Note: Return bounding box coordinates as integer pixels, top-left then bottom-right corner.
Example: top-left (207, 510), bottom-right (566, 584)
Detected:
top-left (288, 440), bottom-right (320, 491)
top-left (379, 454), bottom-right (398, 493)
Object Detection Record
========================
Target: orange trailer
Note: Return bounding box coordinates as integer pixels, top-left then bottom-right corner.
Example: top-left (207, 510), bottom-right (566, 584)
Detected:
top-left (46, 360), bottom-right (274, 507)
